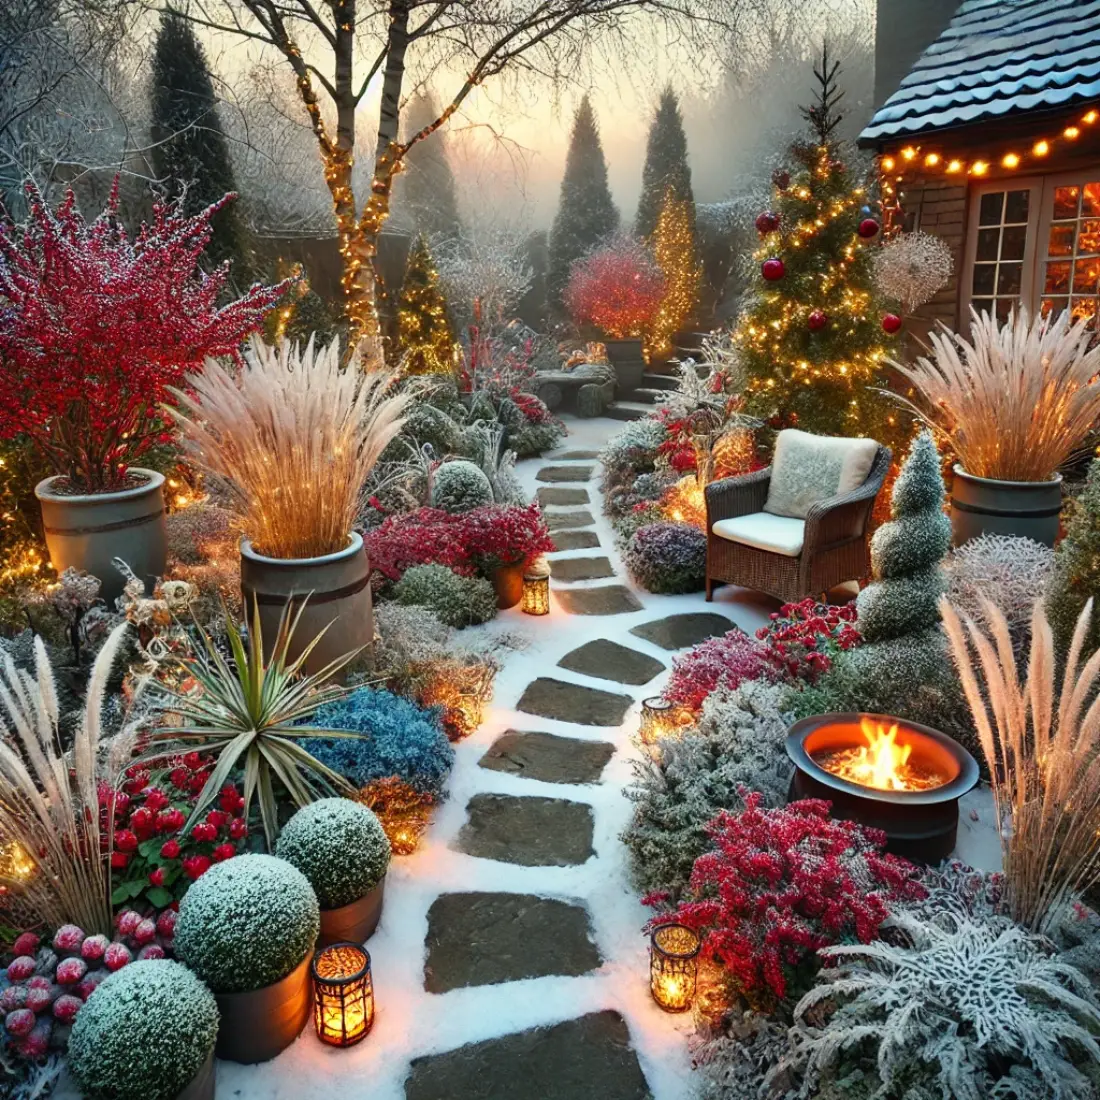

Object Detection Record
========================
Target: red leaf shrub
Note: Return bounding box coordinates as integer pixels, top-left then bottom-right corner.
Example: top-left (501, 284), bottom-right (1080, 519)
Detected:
top-left (564, 238), bottom-right (665, 337)
top-left (458, 501), bottom-right (554, 567)
top-left (662, 794), bottom-right (924, 1005)
top-left (663, 630), bottom-right (774, 711)
top-left (0, 181), bottom-right (286, 491)
top-left (756, 598), bottom-right (861, 682)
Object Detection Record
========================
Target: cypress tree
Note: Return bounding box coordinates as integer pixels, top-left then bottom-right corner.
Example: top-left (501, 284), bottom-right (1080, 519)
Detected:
top-left (396, 92), bottom-right (463, 241)
top-left (635, 86), bottom-right (694, 242)
top-left (548, 95), bottom-right (619, 302)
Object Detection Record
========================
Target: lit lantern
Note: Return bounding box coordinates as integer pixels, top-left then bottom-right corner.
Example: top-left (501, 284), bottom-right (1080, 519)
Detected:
top-left (649, 923), bottom-right (700, 1012)
top-left (640, 697), bottom-right (677, 746)
top-left (313, 943), bottom-right (374, 1047)
top-left (522, 572), bottom-right (550, 616)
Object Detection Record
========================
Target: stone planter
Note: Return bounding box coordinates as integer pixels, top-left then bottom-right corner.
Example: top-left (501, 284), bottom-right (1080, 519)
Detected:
top-left (213, 953), bottom-right (312, 1064)
top-left (603, 338), bottom-right (646, 392)
top-left (240, 532), bottom-right (372, 677)
top-left (318, 878), bottom-right (385, 947)
top-left (489, 560), bottom-right (526, 609)
top-left (950, 465), bottom-right (1063, 547)
top-left (35, 468), bottom-right (167, 602)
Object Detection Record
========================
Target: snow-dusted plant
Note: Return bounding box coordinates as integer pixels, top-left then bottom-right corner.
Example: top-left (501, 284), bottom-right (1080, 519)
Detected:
top-left (625, 521), bottom-right (707, 594)
top-left (67, 960), bottom-right (218, 1100)
top-left (779, 911), bottom-right (1100, 1100)
top-left (275, 798), bottom-right (391, 910)
top-left (392, 564), bottom-right (498, 629)
top-left (600, 417), bottom-right (667, 479)
top-left (374, 603), bottom-right (455, 671)
top-left (174, 854), bottom-right (319, 993)
top-left (430, 459), bottom-right (495, 513)
top-left (464, 421), bottom-right (526, 505)
top-left (873, 230), bottom-right (953, 313)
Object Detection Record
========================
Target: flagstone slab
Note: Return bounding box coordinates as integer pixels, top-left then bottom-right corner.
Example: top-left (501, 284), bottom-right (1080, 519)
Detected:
top-left (423, 892), bottom-right (601, 993)
top-left (453, 794), bottom-right (594, 867)
top-left (555, 585), bottom-right (644, 616)
top-left (405, 1012), bottom-right (652, 1100)
top-left (536, 465), bottom-right (595, 483)
top-left (517, 677), bottom-right (633, 726)
top-left (630, 612), bottom-right (736, 651)
top-left (479, 730), bottom-right (615, 785)
top-left (549, 556), bottom-right (615, 582)
top-left (557, 639), bottom-right (664, 686)
top-left (537, 487), bottom-right (591, 506)
top-left (545, 510), bottom-right (595, 531)
top-left (551, 450), bottom-right (601, 460)
top-left (551, 530), bottom-right (601, 552)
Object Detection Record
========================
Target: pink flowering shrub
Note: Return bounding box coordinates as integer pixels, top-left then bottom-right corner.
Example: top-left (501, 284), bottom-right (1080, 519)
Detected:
top-left (653, 794), bottom-right (924, 1007)
top-left (756, 598), bottom-right (861, 682)
top-left (564, 238), bottom-right (666, 337)
top-left (663, 630), bottom-right (775, 711)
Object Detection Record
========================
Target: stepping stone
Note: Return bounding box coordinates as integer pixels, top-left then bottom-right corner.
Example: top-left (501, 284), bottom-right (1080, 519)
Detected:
top-left (453, 794), bottom-right (594, 867)
top-left (630, 612), bottom-right (736, 650)
top-left (555, 585), bottom-right (643, 616)
top-left (423, 892), bottom-right (601, 993)
top-left (537, 465), bottom-right (594, 483)
top-left (538, 487), bottom-right (590, 506)
top-left (552, 449), bottom-right (600, 460)
top-left (552, 530), bottom-right (601, 551)
top-left (549, 556), bottom-right (614, 582)
top-left (557, 639), bottom-right (664, 686)
top-left (517, 677), bottom-right (632, 726)
top-left (546, 510), bottom-right (595, 531)
top-left (479, 730), bottom-right (615, 785)
top-left (405, 1011), bottom-right (652, 1100)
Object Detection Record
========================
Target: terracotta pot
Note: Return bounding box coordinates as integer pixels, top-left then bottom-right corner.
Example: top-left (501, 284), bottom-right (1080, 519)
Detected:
top-left (213, 952), bottom-right (312, 1064)
top-left (177, 1051), bottom-right (216, 1100)
top-left (240, 532), bottom-right (372, 677)
top-left (950, 465), bottom-right (1063, 548)
top-left (35, 468), bottom-right (167, 602)
top-left (318, 877), bottom-right (385, 947)
top-left (489, 560), bottom-right (525, 609)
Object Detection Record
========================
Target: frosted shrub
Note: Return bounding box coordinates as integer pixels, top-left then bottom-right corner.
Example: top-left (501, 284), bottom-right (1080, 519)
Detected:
top-left (68, 961), bottom-right (218, 1100)
top-left (600, 417), bottom-right (666, 480)
top-left (625, 521), bottom-right (707, 594)
top-left (430, 459), bottom-right (494, 513)
top-left (174, 854), bottom-right (319, 993)
top-left (392, 564), bottom-right (498, 628)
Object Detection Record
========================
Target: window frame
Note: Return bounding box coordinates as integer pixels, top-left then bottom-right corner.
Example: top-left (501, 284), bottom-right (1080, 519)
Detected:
top-left (1034, 170), bottom-right (1100, 322)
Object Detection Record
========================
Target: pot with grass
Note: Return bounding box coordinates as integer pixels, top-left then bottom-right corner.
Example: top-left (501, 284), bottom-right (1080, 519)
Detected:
top-left (889, 307), bottom-right (1100, 547)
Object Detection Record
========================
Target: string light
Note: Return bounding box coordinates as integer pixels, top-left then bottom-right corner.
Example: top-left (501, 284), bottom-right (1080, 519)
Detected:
top-left (646, 187), bottom-right (700, 362)
top-left (396, 236), bottom-right (458, 375)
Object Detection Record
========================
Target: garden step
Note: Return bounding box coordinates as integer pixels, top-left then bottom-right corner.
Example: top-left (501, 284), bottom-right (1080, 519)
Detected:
top-left (538, 487), bottom-right (590, 507)
top-left (551, 530), bottom-right (601, 552)
top-left (605, 400), bottom-right (652, 421)
top-left (517, 676), bottom-right (633, 726)
top-left (452, 793), bottom-right (595, 867)
top-left (548, 556), bottom-right (614, 582)
top-left (630, 387), bottom-right (666, 405)
top-left (557, 638), bottom-right (664, 685)
top-left (479, 730), bottom-right (615, 785)
top-left (550, 449), bottom-right (600, 460)
top-left (545, 509), bottom-right (595, 531)
top-left (630, 612), bottom-right (737, 651)
top-left (554, 585), bottom-right (644, 616)
top-left (537, 465), bottom-right (595, 483)
top-left (641, 372), bottom-right (679, 391)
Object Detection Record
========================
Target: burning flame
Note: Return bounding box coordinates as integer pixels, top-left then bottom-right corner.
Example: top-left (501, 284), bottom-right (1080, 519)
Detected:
top-left (818, 718), bottom-right (916, 792)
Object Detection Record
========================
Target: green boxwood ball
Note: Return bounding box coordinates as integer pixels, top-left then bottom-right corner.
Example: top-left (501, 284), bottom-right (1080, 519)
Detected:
top-left (430, 460), bottom-right (495, 513)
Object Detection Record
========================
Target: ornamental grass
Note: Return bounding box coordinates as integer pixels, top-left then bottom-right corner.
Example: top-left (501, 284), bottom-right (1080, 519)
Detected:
top-left (888, 307), bottom-right (1100, 482)
top-left (170, 335), bottom-right (408, 560)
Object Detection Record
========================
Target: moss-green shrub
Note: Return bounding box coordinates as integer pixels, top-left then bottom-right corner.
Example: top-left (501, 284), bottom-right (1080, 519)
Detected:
top-left (624, 521), bottom-right (706, 593)
top-left (392, 564), bottom-right (498, 628)
top-left (276, 798), bottom-right (391, 910)
top-left (68, 961), bottom-right (218, 1100)
top-left (430, 460), bottom-right (494, 513)
top-left (174, 854), bottom-right (319, 993)
top-left (1048, 458), bottom-right (1100, 658)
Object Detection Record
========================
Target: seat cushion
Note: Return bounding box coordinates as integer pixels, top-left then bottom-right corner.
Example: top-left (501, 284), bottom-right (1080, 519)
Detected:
top-left (763, 429), bottom-right (879, 519)
top-left (711, 513), bottom-right (805, 557)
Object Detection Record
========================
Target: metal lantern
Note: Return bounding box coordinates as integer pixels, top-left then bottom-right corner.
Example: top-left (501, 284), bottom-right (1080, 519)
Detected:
top-left (640, 697), bottom-right (677, 746)
top-left (522, 572), bottom-right (550, 615)
top-left (649, 923), bottom-right (700, 1013)
top-left (312, 943), bottom-right (374, 1047)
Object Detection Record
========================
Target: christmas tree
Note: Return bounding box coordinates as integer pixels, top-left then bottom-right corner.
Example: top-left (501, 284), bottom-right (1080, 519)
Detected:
top-left (150, 10), bottom-right (256, 284)
top-left (647, 186), bottom-right (700, 362)
top-left (733, 48), bottom-right (898, 441)
top-left (635, 86), bottom-right (695, 242)
top-left (548, 95), bottom-right (619, 302)
top-left (395, 91), bottom-right (464, 242)
top-left (397, 235), bottom-right (457, 375)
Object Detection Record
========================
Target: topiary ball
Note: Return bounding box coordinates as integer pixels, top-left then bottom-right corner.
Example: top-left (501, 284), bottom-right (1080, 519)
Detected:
top-left (174, 854), bottom-right (319, 993)
top-left (430, 460), bottom-right (495, 513)
top-left (625, 522), bottom-right (707, 594)
top-left (276, 798), bottom-right (391, 910)
top-left (68, 960), bottom-right (218, 1100)
top-left (393, 564), bottom-right (498, 628)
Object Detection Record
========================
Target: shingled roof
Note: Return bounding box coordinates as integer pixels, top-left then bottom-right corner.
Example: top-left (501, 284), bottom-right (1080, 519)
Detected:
top-left (860, 0), bottom-right (1100, 145)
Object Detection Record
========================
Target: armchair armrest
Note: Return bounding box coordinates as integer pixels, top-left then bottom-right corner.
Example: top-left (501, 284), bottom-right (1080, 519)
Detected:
top-left (705, 467), bottom-right (771, 525)
top-left (802, 472), bottom-right (886, 555)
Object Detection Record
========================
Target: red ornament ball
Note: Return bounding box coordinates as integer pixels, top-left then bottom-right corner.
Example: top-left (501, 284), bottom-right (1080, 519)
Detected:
top-left (882, 313), bottom-right (903, 334)
top-left (755, 210), bottom-right (780, 235)
top-left (761, 258), bottom-right (786, 282)
top-left (772, 168), bottom-right (791, 190)
top-left (858, 218), bottom-right (880, 239)
top-left (807, 309), bottom-right (828, 331)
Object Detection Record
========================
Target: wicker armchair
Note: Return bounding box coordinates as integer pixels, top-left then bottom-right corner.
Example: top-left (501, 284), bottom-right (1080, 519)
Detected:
top-left (704, 445), bottom-right (891, 604)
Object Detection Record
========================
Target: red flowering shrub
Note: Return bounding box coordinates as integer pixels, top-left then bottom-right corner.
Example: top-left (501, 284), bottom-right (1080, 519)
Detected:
top-left (512, 390), bottom-right (554, 425)
top-left (0, 181), bottom-right (286, 491)
top-left (663, 630), bottom-right (775, 711)
top-left (458, 501), bottom-right (554, 567)
top-left (756, 598), bottom-right (861, 682)
top-left (659, 794), bottom-right (924, 1005)
top-left (564, 238), bottom-right (665, 337)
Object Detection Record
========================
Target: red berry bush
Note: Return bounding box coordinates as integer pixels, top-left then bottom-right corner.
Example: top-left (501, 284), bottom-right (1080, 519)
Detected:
top-left (663, 630), bottom-right (775, 711)
top-left (756, 598), bottom-right (861, 682)
top-left (564, 238), bottom-right (666, 337)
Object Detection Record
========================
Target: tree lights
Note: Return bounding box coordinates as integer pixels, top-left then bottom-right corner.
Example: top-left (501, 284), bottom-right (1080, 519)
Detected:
top-left (564, 237), bottom-right (666, 338)
top-left (647, 187), bottom-right (700, 362)
top-left (397, 235), bottom-right (458, 375)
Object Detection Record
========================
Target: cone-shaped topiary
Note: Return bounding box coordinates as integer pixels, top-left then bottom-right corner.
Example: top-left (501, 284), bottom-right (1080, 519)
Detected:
top-left (430, 460), bottom-right (494, 513)
top-left (1047, 457), bottom-right (1100, 657)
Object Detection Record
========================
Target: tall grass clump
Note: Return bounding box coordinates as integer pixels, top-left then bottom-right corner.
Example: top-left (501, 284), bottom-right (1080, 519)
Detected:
top-left (889, 307), bottom-right (1100, 482)
top-left (170, 335), bottom-right (409, 559)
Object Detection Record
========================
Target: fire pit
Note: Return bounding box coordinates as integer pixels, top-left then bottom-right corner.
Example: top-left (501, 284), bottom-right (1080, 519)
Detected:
top-left (785, 713), bottom-right (979, 864)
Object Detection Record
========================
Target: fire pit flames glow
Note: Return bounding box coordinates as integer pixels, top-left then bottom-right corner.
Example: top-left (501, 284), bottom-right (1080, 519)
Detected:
top-left (813, 717), bottom-right (947, 793)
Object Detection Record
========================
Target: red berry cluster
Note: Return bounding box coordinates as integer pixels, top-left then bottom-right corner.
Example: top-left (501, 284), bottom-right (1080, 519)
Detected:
top-left (663, 630), bottom-right (775, 712)
top-left (756, 597), bottom-right (861, 682)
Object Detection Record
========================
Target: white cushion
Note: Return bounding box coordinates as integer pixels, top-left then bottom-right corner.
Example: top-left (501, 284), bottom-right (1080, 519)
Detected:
top-left (763, 429), bottom-right (878, 519)
top-left (711, 513), bottom-right (805, 557)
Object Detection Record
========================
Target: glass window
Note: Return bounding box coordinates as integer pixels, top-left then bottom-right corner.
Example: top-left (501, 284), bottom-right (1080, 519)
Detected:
top-left (1041, 180), bottom-right (1100, 325)
top-left (971, 188), bottom-right (1033, 319)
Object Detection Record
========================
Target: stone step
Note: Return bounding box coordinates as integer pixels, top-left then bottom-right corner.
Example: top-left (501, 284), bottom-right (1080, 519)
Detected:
top-left (642, 372), bottom-right (679, 391)
top-left (604, 400), bottom-right (652, 421)
top-left (517, 676), bottom-right (633, 726)
top-left (557, 638), bottom-right (664, 686)
top-left (479, 730), bottom-right (615, 785)
top-left (452, 793), bottom-right (595, 867)
top-left (629, 387), bottom-right (666, 405)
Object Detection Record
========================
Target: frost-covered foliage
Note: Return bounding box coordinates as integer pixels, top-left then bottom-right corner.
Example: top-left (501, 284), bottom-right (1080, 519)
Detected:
top-left (465, 421), bottom-right (525, 506)
top-left (780, 911), bottom-right (1100, 1100)
top-left (174, 854), bottom-right (319, 993)
top-left (623, 679), bottom-right (793, 899)
top-left (690, 1013), bottom-right (793, 1100)
top-left (625, 521), bottom-right (707, 593)
top-left (392, 564), bottom-right (498, 628)
top-left (430, 459), bottom-right (494, 513)
top-left (1047, 458), bottom-right (1100, 658)
top-left (68, 961), bottom-right (218, 1100)
top-left (600, 417), bottom-right (667, 481)
top-left (276, 798), bottom-right (391, 909)
top-left (663, 629), bottom-right (772, 710)
top-left (303, 687), bottom-right (454, 799)
top-left (373, 602), bottom-right (455, 672)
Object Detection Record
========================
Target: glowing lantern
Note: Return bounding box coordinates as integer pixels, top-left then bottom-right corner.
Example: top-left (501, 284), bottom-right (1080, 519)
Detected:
top-left (522, 572), bottom-right (550, 616)
top-left (649, 923), bottom-right (700, 1012)
top-left (312, 943), bottom-right (373, 1047)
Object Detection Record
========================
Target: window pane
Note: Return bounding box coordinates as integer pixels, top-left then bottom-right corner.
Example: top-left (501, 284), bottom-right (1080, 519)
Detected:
top-left (995, 298), bottom-right (1013, 322)
top-left (979, 192), bottom-right (1004, 225)
top-left (1083, 183), bottom-right (1100, 217)
top-left (972, 264), bottom-right (996, 295)
top-left (1049, 222), bottom-right (1076, 256)
top-left (1002, 224), bottom-right (1028, 260)
top-left (998, 264), bottom-right (1023, 295)
top-left (1054, 186), bottom-right (1081, 219)
top-left (1041, 297), bottom-right (1068, 318)
top-left (976, 228), bottom-right (1000, 261)
top-left (1046, 261), bottom-right (1072, 293)
top-left (1073, 259), bottom-right (1100, 293)
top-left (1072, 298), bottom-right (1097, 322)
top-left (1005, 190), bottom-right (1030, 223)
top-left (1081, 221), bottom-right (1100, 254)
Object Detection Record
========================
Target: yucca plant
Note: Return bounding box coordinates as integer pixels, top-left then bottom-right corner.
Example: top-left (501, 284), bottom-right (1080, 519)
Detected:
top-left (147, 601), bottom-right (362, 848)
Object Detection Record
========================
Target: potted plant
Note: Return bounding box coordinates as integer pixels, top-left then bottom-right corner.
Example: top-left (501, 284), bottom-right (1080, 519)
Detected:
top-left (0, 182), bottom-right (283, 600)
top-left (173, 854), bottom-right (320, 1063)
top-left (458, 502), bottom-right (555, 608)
top-left (276, 798), bottom-right (391, 946)
top-left (890, 307), bottom-right (1100, 547)
top-left (564, 236), bottom-right (664, 392)
top-left (67, 960), bottom-right (220, 1100)
top-left (171, 336), bottom-right (408, 670)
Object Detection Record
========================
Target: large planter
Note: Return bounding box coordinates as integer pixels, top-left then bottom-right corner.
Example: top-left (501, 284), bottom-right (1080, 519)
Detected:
top-left (177, 1051), bottom-right (216, 1100)
top-left (318, 878), bottom-right (385, 947)
top-left (489, 560), bottom-right (525, 609)
top-left (35, 468), bottom-right (167, 602)
top-left (240, 532), bottom-right (372, 676)
top-left (604, 338), bottom-right (646, 392)
top-left (213, 953), bottom-right (312, 1064)
top-left (950, 465), bottom-right (1063, 548)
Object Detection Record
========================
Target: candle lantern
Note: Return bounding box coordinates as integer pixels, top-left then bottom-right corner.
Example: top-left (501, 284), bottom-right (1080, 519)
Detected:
top-left (649, 923), bottom-right (700, 1013)
top-left (522, 572), bottom-right (550, 615)
top-left (312, 942), bottom-right (374, 1047)
top-left (640, 697), bottom-right (677, 746)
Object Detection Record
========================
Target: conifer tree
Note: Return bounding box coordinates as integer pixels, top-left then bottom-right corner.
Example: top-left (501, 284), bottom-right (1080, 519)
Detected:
top-left (396, 91), bottom-right (463, 242)
top-left (397, 235), bottom-right (457, 375)
top-left (635, 86), bottom-right (694, 242)
top-left (548, 95), bottom-right (619, 302)
top-left (1047, 458), bottom-right (1100, 657)
top-left (647, 186), bottom-right (700, 361)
